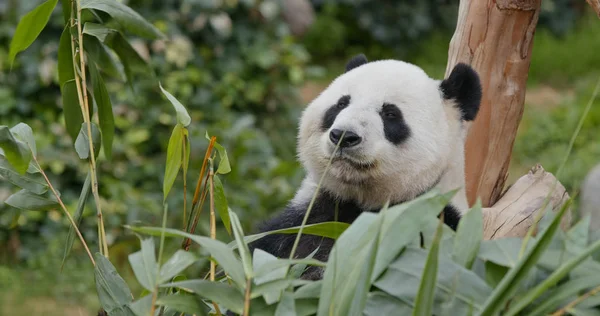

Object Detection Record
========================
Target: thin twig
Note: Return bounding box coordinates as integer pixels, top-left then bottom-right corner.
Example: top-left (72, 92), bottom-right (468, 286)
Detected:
top-left (33, 155), bottom-right (95, 266)
top-left (209, 159), bottom-right (216, 281)
top-left (182, 135), bottom-right (188, 230)
top-left (150, 203), bottom-right (169, 316)
top-left (243, 278), bottom-right (252, 316)
top-left (551, 284), bottom-right (600, 316)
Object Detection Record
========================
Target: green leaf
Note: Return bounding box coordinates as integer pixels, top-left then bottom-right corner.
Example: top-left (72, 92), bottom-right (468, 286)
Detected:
top-left (58, 26), bottom-right (74, 88)
top-left (206, 132), bottom-right (231, 174)
top-left (83, 22), bottom-right (116, 42)
top-left (128, 294), bottom-right (152, 316)
top-left (160, 83), bottom-right (191, 127)
top-left (478, 238), bottom-right (532, 268)
top-left (275, 291), bottom-right (296, 316)
top-left (478, 199), bottom-right (571, 316)
top-left (61, 172), bottom-right (91, 270)
top-left (60, 0), bottom-right (71, 24)
top-left (0, 156), bottom-right (47, 194)
top-left (83, 33), bottom-right (125, 81)
top-left (5, 189), bottom-right (59, 211)
top-left (126, 227), bottom-right (245, 288)
top-left (156, 294), bottom-right (208, 316)
top-left (81, 0), bottom-right (164, 39)
top-left (104, 32), bottom-right (150, 85)
top-left (214, 176), bottom-right (231, 235)
top-left (412, 216), bottom-right (444, 316)
top-left (230, 211), bottom-right (253, 279)
top-left (8, 0), bottom-right (59, 66)
top-left (94, 253), bottom-right (135, 315)
top-left (0, 125), bottom-right (32, 174)
top-left (163, 124), bottom-right (184, 201)
top-left (128, 238), bottom-right (158, 291)
top-left (88, 61), bottom-right (115, 159)
top-left (294, 281), bottom-right (322, 299)
top-left (159, 250), bottom-right (197, 284)
top-left (62, 80), bottom-right (84, 142)
top-left (162, 280), bottom-right (244, 314)
top-left (526, 274), bottom-right (600, 316)
top-left (505, 238), bottom-right (600, 316)
top-left (452, 200), bottom-right (483, 269)
top-left (364, 292), bottom-right (413, 316)
top-left (295, 298), bottom-right (319, 316)
top-left (233, 222), bottom-right (351, 249)
top-left (374, 247), bottom-right (492, 315)
top-left (74, 122), bottom-right (101, 159)
top-left (11, 123), bottom-right (37, 157)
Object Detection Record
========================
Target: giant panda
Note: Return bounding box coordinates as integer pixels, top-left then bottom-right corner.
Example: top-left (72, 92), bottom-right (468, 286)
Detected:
top-left (249, 54), bottom-right (482, 280)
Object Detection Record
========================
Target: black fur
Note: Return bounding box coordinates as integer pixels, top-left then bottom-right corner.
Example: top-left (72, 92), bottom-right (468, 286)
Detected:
top-left (379, 103), bottom-right (411, 145)
top-left (321, 95), bottom-right (351, 131)
top-left (345, 54), bottom-right (368, 72)
top-left (249, 190), bottom-right (461, 280)
top-left (440, 63), bottom-right (482, 121)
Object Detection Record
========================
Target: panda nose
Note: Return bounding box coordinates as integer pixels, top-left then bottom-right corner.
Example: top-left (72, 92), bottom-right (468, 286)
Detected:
top-left (329, 129), bottom-right (362, 148)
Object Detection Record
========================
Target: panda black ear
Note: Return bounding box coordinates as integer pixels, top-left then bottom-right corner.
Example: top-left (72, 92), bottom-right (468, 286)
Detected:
top-left (345, 54), bottom-right (368, 72)
top-left (440, 63), bottom-right (482, 121)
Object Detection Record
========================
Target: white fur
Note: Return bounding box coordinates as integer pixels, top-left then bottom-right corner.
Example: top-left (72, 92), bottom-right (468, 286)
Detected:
top-left (293, 59), bottom-right (471, 212)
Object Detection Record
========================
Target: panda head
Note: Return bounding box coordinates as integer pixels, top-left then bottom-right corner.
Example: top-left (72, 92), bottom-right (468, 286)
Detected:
top-left (297, 54), bottom-right (482, 207)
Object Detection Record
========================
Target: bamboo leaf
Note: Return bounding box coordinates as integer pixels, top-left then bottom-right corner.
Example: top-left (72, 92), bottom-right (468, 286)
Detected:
top-left (58, 26), bottom-right (74, 88)
top-left (526, 274), bottom-right (600, 316)
top-left (5, 189), bottom-right (59, 211)
top-left (477, 200), bottom-right (571, 316)
top-left (62, 80), bottom-right (84, 142)
top-left (0, 156), bottom-right (47, 194)
top-left (8, 0), bottom-right (59, 65)
top-left (234, 222), bottom-right (351, 248)
top-left (0, 125), bottom-right (32, 174)
top-left (80, 0), bottom-right (164, 39)
top-left (61, 172), bottom-right (91, 270)
top-left (230, 211), bottom-right (253, 279)
top-left (159, 250), bottom-right (197, 284)
top-left (94, 253), bottom-right (135, 315)
top-left (275, 291), bottom-right (296, 316)
top-left (83, 22), bottom-right (116, 42)
top-left (162, 280), bottom-right (244, 314)
top-left (412, 216), bottom-right (444, 316)
top-left (160, 83), bottom-right (191, 127)
top-left (74, 122), bottom-right (101, 159)
top-left (104, 32), bottom-right (150, 85)
top-left (452, 200), bottom-right (483, 269)
top-left (156, 294), bottom-right (208, 316)
top-left (364, 292), bottom-right (413, 316)
top-left (83, 33), bottom-right (124, 81)
top-left (206, 132), bottom-right (231, 174)
top-left (214, 176), bottom-right (231, 235)
top-left (128, 294), bottom-right (152, 316)
top-left (88, 61), bottom-right (115, 159)
top-left (163, 124), bottom-right (184, 201)
top-left (128, 238), bottom-right (158, 291)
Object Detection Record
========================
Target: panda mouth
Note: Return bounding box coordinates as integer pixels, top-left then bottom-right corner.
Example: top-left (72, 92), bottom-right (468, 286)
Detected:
top-left (331, 154), bottom-right (376, 171)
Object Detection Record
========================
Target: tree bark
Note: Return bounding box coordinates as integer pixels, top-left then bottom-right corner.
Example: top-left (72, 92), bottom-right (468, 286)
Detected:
top-left (446, 0), bottom-right (542, 207)
top-left (482, 165), bottom-right (571, 239)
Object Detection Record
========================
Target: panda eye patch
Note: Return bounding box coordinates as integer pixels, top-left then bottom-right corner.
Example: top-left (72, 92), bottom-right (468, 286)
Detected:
top-left (321, 95), bottom-right (351, 130)
top-left (379, 103), bottom-right (410, 145)
top-left (380, 103), bottom-right (402, 120)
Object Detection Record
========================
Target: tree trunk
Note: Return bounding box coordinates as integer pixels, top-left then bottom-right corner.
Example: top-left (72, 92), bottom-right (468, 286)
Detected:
top-left (446, 0), bottom-right (542, 207)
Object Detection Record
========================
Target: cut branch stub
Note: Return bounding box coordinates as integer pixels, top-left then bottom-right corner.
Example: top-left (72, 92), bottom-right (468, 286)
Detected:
top-left (446, 0), bottom-right (542, 207)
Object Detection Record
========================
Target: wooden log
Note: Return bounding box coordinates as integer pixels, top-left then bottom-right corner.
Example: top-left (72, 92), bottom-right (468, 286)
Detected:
top-left (586, 0), bottom-right (600, 18)
top-left (445, 0), bottom-right (542, 207)
top-left (482, 164), bottom-right (571, 239)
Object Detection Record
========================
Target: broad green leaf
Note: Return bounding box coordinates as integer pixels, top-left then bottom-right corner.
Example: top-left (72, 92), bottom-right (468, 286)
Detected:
top-left (452, 200), bottom-right (483, 269)
top-left (478, 238), bottom-right (532, 268)
top-left (126, 227), bottom-right (245, 288)
top-left (74, 122), bottom-right (101, 159)
top-left (104, 32), bottom-right (150, 85)
top-left (58, 26), bottom-right (74, 88)
top-left (412, 216), bottom-right (444, 316)
top-left (83, 34), bottom-right (125, 81)
top-left (294, 281), bottom-right (322, 299)
top-left (206, 132), bottom-right (231, 174)
top-left (8, 0), bottom-right (59, 65)
top-left (83, 22), bottom-right (116, 42)
top-left (505, 238), bottom-right (600, 316)
top-left (568, 308), bottom-right (600, 316)
top-left (526, 274), bottom-right (600, 316)
top-left (255, 258), bottom-right (326, 279)
top-left (61, 172), bottom-right (91, 270)
top-left (11, 123), bottom-right (37, 157)
top-left (0, 156), bottom-right (47, 194)
top-left (252, 249), bottom-right (292, 304)
top-left (374, 247), bottom-right (492, 315)
top-left (295, 298), bottom-right (319, 316)
top-left (0, 125), bottom-right (32, 174)
top-left (289, 247), bottom-right (320, 279)
top-left (163, 124), bottom-right (184, 200)
top-left (60, 0), bottom-right (71, 24)
top-left (566, 214), bottom-right (591, 253)
top-left (162, 280), bottom-right (244, 314)
top-left (88, 61), bottom-right (114, 159)
top-left (159, 250), bottom-right (197, 284)
top-left (128, 294), bottom-right (152, 316)
top-left (317, 213), bottom-right (379, 316)
top-left (156, 294), bottom-right (208, 316)
top-left (5, 189), bottom-right (59, 211)
top-left (230, 211), bottom-right (253, 279)
top-left (62, 80), bottom-right (84, 142)
top-left (81, 0), bottom-right (164, 39)
top-left (160, 83), bottom-right (191, 127)
top-left (478, 200), bottom-right (571, 316)
top-left (364, 292), bottom-right (413, 316)
top-left (94, 253), bottom-right (135, 315)
top-left (252, 278), bottom-right (295, 304)
top-left (214, 176), bottom-right (231, 235)
top-left (275, 291), bottom-right (296, 316)
top-left (128, 238), bottom-right (158, 291)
